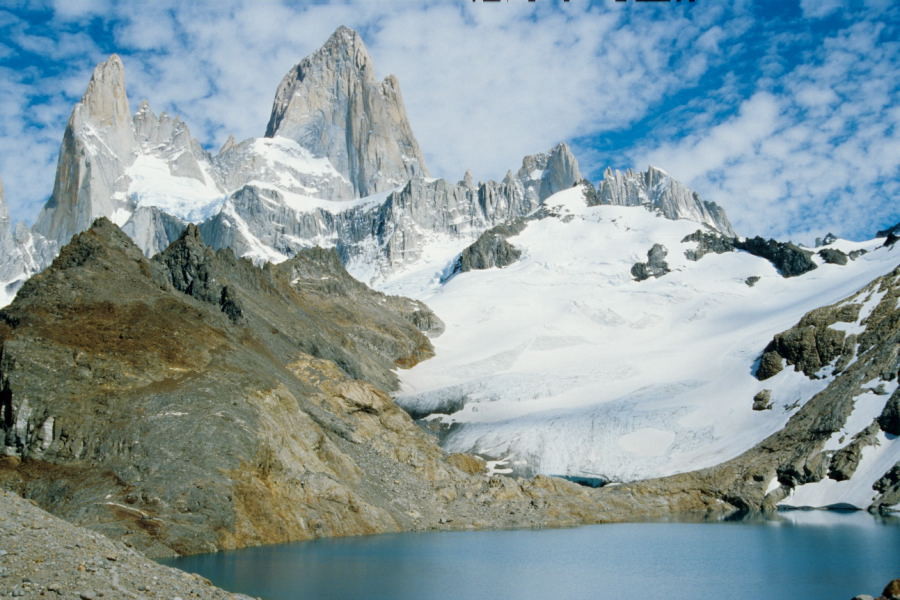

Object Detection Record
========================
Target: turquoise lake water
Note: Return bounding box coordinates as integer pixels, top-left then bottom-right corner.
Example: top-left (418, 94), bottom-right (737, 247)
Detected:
top-left (163, 511), bottom-right (899, 599)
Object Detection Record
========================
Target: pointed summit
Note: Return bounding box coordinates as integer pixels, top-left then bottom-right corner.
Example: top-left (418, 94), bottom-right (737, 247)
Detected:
top-left (541, 143), bottom-right (582, 199)
top-left (79, 54), bottom-right (132, 151)
top-left (218, 134), bottom-right (237, 155)
top-left (34, 55), bottom-right (137, 246)
top-left (265, 26), bottom-right (428, 197)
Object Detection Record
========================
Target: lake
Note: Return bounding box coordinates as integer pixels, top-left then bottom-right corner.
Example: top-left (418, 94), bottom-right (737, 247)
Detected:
top-left (162, 510), bottom-right (899, 600)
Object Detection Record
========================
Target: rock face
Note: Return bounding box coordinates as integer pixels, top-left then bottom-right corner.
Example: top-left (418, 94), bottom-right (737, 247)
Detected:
top-left (265, 26), bottom-right (428, 197)
top-left (594, 166), bottom-right (735, 236)
top-left (443, 219), bottom-right (527, 281)
top-left (755, 301), bottom-right (861, 380)
top-left (33, 56), bottom-right (137, 247)
top-left (631, 243), bottom-right (670, 281)
top-left (733, 236), bottom-right (817, 277)
top-left (752, 389), bottom-right (772, 411)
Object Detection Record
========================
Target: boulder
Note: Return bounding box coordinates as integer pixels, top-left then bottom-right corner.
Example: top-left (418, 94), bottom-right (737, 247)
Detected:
top-left (632, 244), bottom-right (670, 281)
top-left (752, 389), bottom-right (773, 411)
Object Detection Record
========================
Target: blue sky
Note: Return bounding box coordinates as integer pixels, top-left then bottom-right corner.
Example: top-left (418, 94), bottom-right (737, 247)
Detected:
top-left (0, 0), bottom-right (897, 243)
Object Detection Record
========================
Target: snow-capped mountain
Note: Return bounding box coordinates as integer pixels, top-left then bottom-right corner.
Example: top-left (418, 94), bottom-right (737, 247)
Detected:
top-left (394, 186), bottom-right (898, 510)
top-left (6, 26), bottom-right (724, 294)
top-left (2, 25), bottom-right (894, 513)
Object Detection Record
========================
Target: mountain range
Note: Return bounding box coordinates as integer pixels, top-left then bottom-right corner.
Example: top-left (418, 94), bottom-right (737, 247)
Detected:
top-left (0, 25), bottom-right (897, 557)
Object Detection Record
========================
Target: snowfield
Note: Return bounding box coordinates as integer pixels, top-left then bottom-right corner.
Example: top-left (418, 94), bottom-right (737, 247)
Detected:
top-left (391, 187), bottom-right (899, 501)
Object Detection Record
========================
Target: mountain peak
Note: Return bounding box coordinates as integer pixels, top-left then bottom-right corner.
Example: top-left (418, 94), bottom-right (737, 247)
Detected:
top-left (80, 54), bottom-right (131, 136)
top-left (325, 25), bottom-right (366, 52)
top-left (264, 26), bottom-right (428, 197)
top-left (33, 55), bottom-right (137, 246)
top-left (596, 166), bottom-right (735, 236)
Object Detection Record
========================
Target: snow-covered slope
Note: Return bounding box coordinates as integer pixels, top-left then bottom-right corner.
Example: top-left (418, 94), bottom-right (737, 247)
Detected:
top-left (394, 187), bottom-right (898, 509)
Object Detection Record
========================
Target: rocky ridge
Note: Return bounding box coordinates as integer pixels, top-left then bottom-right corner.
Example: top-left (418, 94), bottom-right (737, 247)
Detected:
top-left (0, 218), bottom-right (635, 559)
top-left (593, 166), bottom-right (735, 236)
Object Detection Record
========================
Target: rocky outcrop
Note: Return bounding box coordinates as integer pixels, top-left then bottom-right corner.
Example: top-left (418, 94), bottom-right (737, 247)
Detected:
top-left (814, 232), bottom-right (837, 247)
top-left (876, 222), bottom-right (900, 238)
top-left (517, 143), bottom-right (582, 202)
top-left (683, 229), bottom-right (824, 279)
top-left (818, 247), bottom-right (848, 265)
top-left (631, 244), bottom-right (670, 281)
top-left (443, 219), bottom-right (527, 281)
top-left (682, 229), bottom-right (736, 261)
top-left (828, 422), bottom-right (880, 481)
top-left (594, 166), bottom-right (735, 236)
top-left (755, 301), bottom-right (861, 380)
top-left (264, 26), bottom-right (427, 197)
top-left (878, 387), bottom-right (900, 435)
top-left (733, 236), bottom-right (817, 277)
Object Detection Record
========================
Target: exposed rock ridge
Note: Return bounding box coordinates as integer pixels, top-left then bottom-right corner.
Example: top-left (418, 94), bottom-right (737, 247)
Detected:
top-left (442, 219), bottom-right (528, 282)
top-left (0, 219), bottom-right (636, 558)
top-left (264, 26), bottom-right (428, 197)
top-left (595, 166), bottom-right (735, 236)
top-left (682, 229), bottom-right (819, 278)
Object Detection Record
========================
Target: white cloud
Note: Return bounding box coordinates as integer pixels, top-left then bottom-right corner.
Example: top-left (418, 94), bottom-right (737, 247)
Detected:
top-left (634, 20), bottom-right (900, 242)
top-left (800, 0), bottom-right (842, 19)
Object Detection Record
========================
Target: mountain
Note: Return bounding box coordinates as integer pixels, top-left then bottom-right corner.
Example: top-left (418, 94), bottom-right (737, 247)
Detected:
top-left (3, 26), bottom-right (733, 304)
top-left (265, 25), bottom-right (428, 197)
top-left (395, 186), bottom-right (898, 511)
top-left (0, 218), bottom-right (623, 556)
top-left (30, 54), bottom-right (221, 258)
top-left (0, 24), bottom-right (897, 569)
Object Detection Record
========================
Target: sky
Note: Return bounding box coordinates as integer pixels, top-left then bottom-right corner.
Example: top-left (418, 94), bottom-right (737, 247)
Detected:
top-left (0, 0), bottom-right (897, 243)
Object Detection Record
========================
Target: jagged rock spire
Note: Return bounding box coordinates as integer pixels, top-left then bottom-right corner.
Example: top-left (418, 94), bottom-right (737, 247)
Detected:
top-left (33, 55), bottom-right (137, 246)
top-left (517, 142), bottom-right (583, 202)
top-left (596, 165), bottom-right (735, 236)
top-left (265, 26), bottom-right (428, 197)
